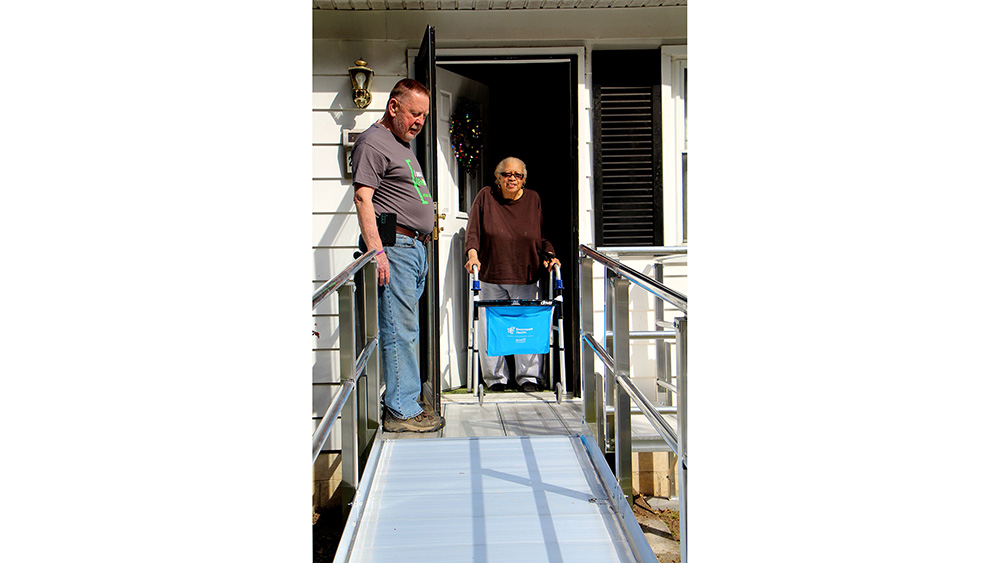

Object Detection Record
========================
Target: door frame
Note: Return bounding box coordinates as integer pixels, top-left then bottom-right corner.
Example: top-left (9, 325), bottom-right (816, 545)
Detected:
top-left (408, 45), bottom-right (591, 398)
top-left (412, 27), bottom-right (441, 414)
top-left (432, 66), bottom-right (489, 392)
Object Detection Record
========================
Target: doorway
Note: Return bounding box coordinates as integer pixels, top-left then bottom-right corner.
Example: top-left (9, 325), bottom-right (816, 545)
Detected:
top-left (435, 56), bottom-right (580, 396)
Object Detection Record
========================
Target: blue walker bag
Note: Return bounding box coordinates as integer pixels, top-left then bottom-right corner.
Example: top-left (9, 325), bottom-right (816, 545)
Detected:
top-left (484, 305), bottom-right (554, 356)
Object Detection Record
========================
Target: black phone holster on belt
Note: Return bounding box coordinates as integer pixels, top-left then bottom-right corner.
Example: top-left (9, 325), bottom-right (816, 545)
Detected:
top-left (378, 213), bottom-right (396, 246)
top-left (361, 212), bottom-right (397, 252)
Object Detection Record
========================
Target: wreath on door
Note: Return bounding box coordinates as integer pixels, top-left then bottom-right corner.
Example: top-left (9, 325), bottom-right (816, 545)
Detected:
top-left (449, 100), bottom-right (483, 177)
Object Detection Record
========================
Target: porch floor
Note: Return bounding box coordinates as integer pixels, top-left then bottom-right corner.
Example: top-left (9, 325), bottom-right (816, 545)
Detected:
top-left (384, 390), bottom-right (677, 450)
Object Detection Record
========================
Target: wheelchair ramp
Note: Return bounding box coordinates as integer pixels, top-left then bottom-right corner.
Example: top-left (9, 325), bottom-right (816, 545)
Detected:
top-left (335, 435), bottom-right (654, 562)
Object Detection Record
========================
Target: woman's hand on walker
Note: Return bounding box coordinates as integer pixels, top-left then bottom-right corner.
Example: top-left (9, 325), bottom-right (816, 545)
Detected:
top-left (464, 255), bottom-right (481, 274)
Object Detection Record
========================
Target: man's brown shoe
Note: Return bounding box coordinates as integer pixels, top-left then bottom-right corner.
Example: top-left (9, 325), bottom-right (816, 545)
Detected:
top-left (383, 411), bottom-right (444, 433)
top-left (421, 408), bottom-right (445, 428)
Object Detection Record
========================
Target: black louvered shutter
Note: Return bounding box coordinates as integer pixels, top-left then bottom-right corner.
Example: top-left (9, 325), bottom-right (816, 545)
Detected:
top-left (593, 51), bottom-right (663, 247)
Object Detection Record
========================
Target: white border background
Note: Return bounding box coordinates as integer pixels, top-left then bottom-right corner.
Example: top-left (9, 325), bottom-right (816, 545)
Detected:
top-left (5, 2), bottom-right (997, 561)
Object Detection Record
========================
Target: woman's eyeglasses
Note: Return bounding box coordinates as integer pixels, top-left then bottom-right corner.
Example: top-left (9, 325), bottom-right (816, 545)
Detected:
top-left (499, 171), bottom-right (524, 179)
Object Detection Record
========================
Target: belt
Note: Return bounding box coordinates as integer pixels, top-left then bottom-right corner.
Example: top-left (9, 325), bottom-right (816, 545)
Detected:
top-left (396, 225), bottom-right (431, 244)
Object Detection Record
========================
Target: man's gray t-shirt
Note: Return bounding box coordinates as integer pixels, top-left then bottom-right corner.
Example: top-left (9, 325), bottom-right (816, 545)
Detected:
top-left (351, 123), bottom-right (434, 234)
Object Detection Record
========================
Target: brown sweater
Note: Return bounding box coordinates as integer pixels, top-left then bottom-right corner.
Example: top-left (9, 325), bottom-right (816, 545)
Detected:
top-left (464, 186), bottom-right (555, 285)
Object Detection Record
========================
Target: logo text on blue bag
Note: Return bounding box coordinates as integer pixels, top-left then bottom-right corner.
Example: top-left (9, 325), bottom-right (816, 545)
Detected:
top-left (484, 305), bottom-right (554, 357)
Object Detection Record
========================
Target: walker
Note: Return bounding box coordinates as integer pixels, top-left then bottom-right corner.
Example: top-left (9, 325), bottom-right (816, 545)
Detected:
top-left (466, 264), bottom-right (568, 405)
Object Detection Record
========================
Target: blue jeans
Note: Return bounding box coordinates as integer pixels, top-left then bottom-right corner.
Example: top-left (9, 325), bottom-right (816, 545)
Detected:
top-left (378, 234), bottom-right (427, 419)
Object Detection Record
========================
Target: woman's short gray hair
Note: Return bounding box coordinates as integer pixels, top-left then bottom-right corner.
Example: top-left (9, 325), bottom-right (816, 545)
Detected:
top-left (494, 157), bottom-right (527, 181)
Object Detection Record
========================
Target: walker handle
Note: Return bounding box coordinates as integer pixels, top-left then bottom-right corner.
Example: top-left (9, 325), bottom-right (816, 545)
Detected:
top-left (545, 254), bottom-right (562, 289)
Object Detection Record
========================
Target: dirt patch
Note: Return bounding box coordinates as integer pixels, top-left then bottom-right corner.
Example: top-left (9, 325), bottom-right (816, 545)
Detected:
top-left (312, 510), bottom-right (344, 563)
top-left (632, 494), bottom-right (681, 563)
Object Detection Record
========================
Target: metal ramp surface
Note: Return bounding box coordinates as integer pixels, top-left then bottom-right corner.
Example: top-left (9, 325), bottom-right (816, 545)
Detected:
top-left (334, 434), bottom-right (655, 562)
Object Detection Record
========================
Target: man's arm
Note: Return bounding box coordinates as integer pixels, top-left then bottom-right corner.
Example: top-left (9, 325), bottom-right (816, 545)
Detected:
top-left (353, 185), bottom-right (391, 286)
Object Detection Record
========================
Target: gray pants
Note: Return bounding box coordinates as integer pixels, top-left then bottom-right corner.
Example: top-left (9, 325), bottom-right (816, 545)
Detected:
top-left (478, 281), bottom-right (543, 387)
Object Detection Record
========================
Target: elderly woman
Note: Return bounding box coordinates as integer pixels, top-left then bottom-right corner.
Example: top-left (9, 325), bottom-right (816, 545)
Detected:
top-left (464, 157), bottom-right (560, 392)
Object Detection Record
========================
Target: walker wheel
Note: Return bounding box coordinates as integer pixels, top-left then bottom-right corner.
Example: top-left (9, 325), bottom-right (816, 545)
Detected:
top-left (477, 383), bottom-right (484, 406)
top-left (555, 383), bottom-right (563, 404)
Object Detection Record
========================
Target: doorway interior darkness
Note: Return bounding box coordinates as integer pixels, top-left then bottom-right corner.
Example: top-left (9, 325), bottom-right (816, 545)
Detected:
top-left (437, 57), bottom-right (580, 395)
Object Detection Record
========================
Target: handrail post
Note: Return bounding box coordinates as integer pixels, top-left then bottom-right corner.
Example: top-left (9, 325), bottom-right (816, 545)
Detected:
top-left (579, 255), bottom-right (603, 450)
top-left (360, 261), bottom-right (379, 462)
top-left (604, 269), bottom-right (616, 450)
top-left (655, 262), bottom-right (678, 500)
top-left (611, 273), bottom-right (633, 505)
top-left (352, 269), bottom-right (369, 468)
top-left (654, 263), bottom-right (668, 407)
top-left (548, 269), bottom-right (554, 391)
top-left (675, 315), bottom-right (688, 563)
top-left (554, 265), bottom-right (567, 401)
top-left (338, 281), bottom-right (359, 520)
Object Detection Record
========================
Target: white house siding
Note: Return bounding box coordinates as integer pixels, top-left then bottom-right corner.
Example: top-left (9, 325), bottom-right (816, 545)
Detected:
top-left (313, 8), bottom-right (687, 448)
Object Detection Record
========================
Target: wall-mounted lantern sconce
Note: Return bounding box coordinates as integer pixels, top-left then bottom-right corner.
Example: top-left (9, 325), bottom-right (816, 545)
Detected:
top-left (348, 59), bottom-right (374, 109)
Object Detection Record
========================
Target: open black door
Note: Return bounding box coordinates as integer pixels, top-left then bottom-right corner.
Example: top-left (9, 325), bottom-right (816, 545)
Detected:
top-left (414, 26), bottom-right (440, 414)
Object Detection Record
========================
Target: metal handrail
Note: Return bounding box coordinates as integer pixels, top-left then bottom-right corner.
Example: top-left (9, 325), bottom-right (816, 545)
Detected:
top-left (610, 404), bottom-right (677, 416)
top-left (353, 335), bottom-right (379, 380)
top-left (595, 246), bottom-right (687, 256)
top-left (582, 333), bottom-right (679, 453)
top-left (579, 243), bottom-right (688, 563)
top-left (656, 380), bottom-right (678, 393)
top-left (313, 379), bottom-right (356, 463)
top-left (583, 331), bottom-right (614, 374)
top-left (313, 248), bottom-right (378, 309)
top-left (616, 375), bottom-right (679, 454)
top-left (313, 249), bottom-right (381, 520)
top-left (579, 245), bottom-right (687, 313)
top-left (653, 254), bottom-right (688, 264)
top-left (312, 336), bottom-right (379, 462)
top-left (623, 330), bottom-right (676, 340)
